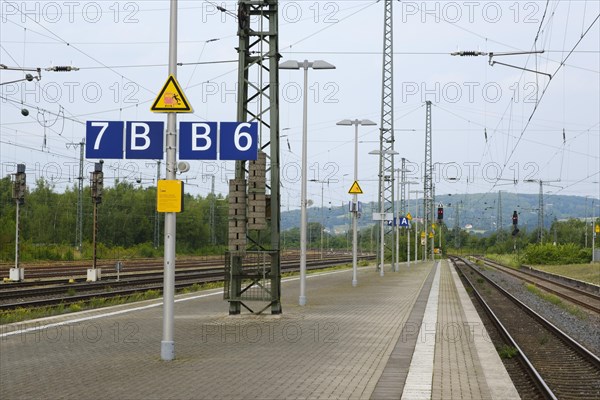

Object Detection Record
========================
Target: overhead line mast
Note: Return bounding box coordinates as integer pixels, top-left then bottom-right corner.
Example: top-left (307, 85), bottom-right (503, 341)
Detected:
top-left (423, 101), bottom-right (433, 261)
top-left (226, 0), bottom-right (282, 315)
top-left (378, 0), bottom-right (396, 269)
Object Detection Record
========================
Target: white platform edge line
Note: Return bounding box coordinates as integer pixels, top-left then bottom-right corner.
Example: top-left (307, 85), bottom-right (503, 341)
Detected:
top-left (401, 262), bottom-right (441, 400)
top-left (0, 268), bottom-right (354, 338)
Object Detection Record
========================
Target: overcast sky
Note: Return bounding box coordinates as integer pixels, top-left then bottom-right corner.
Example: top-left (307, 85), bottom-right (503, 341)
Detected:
top-left (1, 0), bottom-right (599, 211)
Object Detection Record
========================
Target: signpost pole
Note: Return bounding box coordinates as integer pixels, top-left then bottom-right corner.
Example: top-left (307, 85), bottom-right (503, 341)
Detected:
top-left (407, 186), bottom-right (411, 268)
top-left (395, 167), bottom-right (400, 272)
top-left (352, 123), bottom-right (359, 286)
top-left (593, 200), bottom-right (598, 262)
top-left (379, 175), bottom-right (385, 277)
top-left (161, 0), bottom-right (178, 361)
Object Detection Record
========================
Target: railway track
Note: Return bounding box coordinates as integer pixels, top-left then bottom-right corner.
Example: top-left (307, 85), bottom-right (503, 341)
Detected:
top-left (451, 256), bottom-right (600, 400)
top-left (0, 252), bottom-right (343, 279)
top-left (473, 256), bottom-right (600, 314)
top-left (1, 255), bottom-right (372, 310)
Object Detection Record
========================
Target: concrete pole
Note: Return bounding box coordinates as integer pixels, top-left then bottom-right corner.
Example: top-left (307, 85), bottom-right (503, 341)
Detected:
top-left (14, 201), bottom-right (19, 270)
top-left (320, 182), bottom-right (324, 260)
top-left (395, 168), bottom-right (400, 272)
top-left (414, 193), bottom-right (419, 262)
top-left (379, 171), bottom-right (385, 277)
top-left (407, 184), bottom-right (411, 268)
top-left (352, 122), bottom-right (359, 286)
top-left (299, 61), bottom-right (309, 306)
top-left (593, 200), bottom-right (597, 262)
top-left (92, 201), bottom-right (97, 269)
top-left (161, 0), bottom-right (178, 361)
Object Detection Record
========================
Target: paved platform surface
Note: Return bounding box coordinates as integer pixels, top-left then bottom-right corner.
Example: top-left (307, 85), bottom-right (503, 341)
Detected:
top-left (1, 261), bottom-right (518, 399)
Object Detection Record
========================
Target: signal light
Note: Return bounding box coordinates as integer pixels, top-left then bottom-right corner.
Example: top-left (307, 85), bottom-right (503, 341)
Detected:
top-left (437, 206), bottom-right (443, 220)
top-left (512, 210), bottom-right (518, 226)
top-left (12, 164), bottom-right (26, 205)
top-left (91, 162), bottom-right (104, 203)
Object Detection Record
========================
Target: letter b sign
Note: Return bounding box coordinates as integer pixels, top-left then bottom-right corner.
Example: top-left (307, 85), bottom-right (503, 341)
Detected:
top-left (126, 121), bottom-right (164, 159)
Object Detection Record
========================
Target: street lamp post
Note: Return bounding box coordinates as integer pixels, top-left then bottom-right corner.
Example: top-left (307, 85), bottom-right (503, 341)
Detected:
top-left (405, 182), bottom-right (418, 267)
top-left (395, 165), bottom-right (418, 271)
top-left (411, 190), bottom-right (423, 263)
top-left (337, 119), bottom-right (377, 286)
top-left (395, 167), bottom-right (401, 272)
top-left (309, 179), bottom-right (329, 260)
top-left (593, 200), bottom-right (598, 262)
top-left (369, 149), bottom-right (398, 276)
top-left (280, 59), bottom-right (335, 306)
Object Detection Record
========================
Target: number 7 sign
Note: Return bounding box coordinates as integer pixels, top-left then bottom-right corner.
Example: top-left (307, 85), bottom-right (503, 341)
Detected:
top-left (85, 121), bottom-right (124, 159)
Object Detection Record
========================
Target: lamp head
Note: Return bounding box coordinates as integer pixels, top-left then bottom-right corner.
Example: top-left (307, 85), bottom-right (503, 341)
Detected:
top-left (312, 60), bottom-right (336, 70)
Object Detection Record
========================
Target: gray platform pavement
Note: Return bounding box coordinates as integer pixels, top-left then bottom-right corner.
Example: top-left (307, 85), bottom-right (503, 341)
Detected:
top-left (0, 261), bottom-right (518, 400)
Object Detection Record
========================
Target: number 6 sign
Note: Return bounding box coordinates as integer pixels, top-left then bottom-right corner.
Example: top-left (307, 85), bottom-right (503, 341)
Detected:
top-left (219, 122), bottom-right (257, 160)
top-left (179, 121), bottom-right (258, 161)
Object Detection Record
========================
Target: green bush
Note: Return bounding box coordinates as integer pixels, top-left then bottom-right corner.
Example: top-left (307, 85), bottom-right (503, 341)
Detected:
top-left (523, 243), bottom-right (591, 265)
top-left (136, 242), bottom-right (158, 258)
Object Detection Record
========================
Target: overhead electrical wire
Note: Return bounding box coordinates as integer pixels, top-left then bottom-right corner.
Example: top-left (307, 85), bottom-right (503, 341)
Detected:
top-left (494, 13), bottom-right (600, 188)
top-left (7, 6), bottom-right (157, 95)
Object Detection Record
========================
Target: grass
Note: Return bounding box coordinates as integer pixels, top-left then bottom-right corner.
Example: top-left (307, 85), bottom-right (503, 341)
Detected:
top-left (177, 281), bottom-right (222, 294)
top-left (485, 254), bottom-right (599, 285)
top-left (0, 289), bottom-right (164, 325)
top-left (1, 262), bottom-right (357, 325)
top-left (528, 264), bottom-right (600, 286)
top-left (485, 254), bottom-right (522, 269)
top-left (497, 345), bottom-right (519, 359)
top-left (524, 283), bottom-right (587, 319)
top-left (282, 262), bottom-right (354, 278)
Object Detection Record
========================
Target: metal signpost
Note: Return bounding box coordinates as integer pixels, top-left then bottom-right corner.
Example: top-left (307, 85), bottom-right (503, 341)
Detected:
top-left (337, 118), bottom-right (376, 286)
top-left (84, 0), bottom-right (259, 361)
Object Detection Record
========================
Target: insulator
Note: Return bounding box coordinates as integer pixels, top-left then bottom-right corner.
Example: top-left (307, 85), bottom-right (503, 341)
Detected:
top-left (49, 66), bottom-right (78, 72)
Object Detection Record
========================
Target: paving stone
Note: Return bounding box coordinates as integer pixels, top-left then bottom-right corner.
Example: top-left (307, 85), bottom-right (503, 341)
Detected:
top-left (0, 260), bottom-right (518, 400)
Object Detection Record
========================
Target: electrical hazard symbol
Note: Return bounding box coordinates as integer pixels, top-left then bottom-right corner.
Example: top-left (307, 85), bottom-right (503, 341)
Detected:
top-left (348, 181), bottom-right (363, 195)
top-left (151, 75), bottom-right (193, 113)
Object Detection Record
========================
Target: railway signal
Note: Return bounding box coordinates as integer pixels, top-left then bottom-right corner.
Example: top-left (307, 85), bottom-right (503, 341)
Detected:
top-left (12, 164), bottom-right (26, 205)
top-left (512, 211), bottom-right (520, 236)
top-left (88, 162), bottom-right (104, 282)
top-left (10, 164), bottom-right (26, 281)
top-left (91, 162), bottom-right (104, 203)
top-left (437, 205), bottom-right (444, 221)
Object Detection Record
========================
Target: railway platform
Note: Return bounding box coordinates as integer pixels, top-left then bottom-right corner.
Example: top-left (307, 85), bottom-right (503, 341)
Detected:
top-left (1, 260), bottom-right (519, 399)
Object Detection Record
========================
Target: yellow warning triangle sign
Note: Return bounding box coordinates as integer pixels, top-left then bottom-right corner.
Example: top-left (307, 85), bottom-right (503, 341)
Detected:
top-left (406, 212), bottom-right (412, 220)
top-left (348, 181), bottom-right (363, 194)
top-left (151, 75), bottom-right (193, 113)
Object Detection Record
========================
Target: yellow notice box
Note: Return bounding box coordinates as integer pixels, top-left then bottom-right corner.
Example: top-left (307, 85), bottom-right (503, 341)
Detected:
top-left (157, 180), bottom-right (183, 213)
